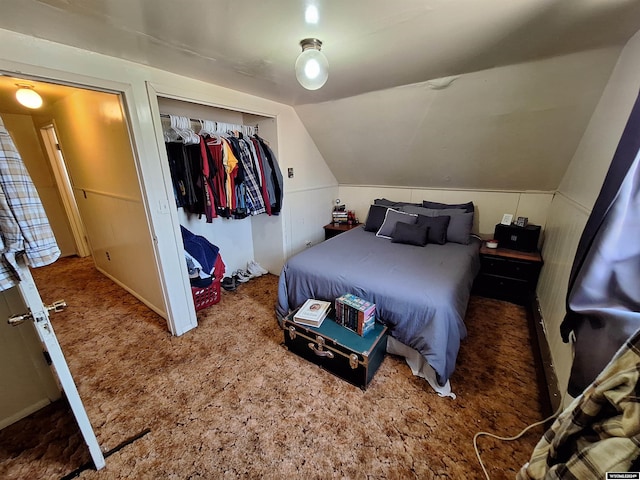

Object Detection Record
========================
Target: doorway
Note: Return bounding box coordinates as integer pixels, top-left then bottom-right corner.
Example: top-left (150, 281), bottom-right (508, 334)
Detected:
top-left (0, 74), bottom-right (166, 318)
top-left (39, 123), bottom-right (91, 258)
top-left (0, 74), bottom-right (169, 431)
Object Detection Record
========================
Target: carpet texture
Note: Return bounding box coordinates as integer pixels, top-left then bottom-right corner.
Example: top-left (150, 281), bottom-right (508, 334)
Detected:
top-left (0, 256), bottom-right (546, 479)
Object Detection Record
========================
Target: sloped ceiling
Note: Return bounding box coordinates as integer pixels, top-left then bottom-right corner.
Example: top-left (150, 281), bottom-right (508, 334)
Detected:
top-left (1, 0), bottom-right (639, 190)
top-left (297, 48), bottom-right (621, 191)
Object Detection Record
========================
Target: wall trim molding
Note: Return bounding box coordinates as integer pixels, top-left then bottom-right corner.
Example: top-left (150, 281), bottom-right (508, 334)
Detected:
top-left (286, 184), bottom-right (337, 194)
top-left (339, 184), bottom-right (555, 195)
top-left (554, 190), bottom-right (592, 215)
top-left (0, 398), bottom-right (52, 430)
top-left (75, 187), bottom-right (141, 203)
top-left (530, 296), bottom-right (562, 416)
top-left (96, 265), bottom-right (168, 321)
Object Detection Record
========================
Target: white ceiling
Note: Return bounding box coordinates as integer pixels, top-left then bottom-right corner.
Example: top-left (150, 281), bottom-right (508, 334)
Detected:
top-left (1, 0), bottom-right (640, 106)
top-left (1, 0), bottom-right (639, 192)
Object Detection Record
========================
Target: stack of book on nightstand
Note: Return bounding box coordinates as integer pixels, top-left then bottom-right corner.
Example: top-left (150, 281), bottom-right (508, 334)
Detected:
top-left (335, 293), bottom-right (376, 336)
top-left (332, 209), bottom-right (349, 224)
top-left (293, 299), bottom-right (331, 327)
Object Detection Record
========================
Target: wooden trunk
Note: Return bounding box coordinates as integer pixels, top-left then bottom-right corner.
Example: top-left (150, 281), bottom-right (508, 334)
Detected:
top-left (283, 312), bottom-right (388, 390)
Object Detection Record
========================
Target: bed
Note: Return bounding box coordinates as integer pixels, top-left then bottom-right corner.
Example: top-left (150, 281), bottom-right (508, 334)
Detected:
top-left (277, 220), bottom-right (481, 398)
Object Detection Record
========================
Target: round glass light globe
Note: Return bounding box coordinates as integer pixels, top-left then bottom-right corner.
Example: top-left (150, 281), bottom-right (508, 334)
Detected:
top-left (295, 49), bottom-right (328, 90)
top-left (16, 88), bottom-right (43, 109)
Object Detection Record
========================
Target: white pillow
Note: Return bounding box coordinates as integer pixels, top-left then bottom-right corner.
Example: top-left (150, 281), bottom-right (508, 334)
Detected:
top-left (376, 208), bottom-right (418, 239)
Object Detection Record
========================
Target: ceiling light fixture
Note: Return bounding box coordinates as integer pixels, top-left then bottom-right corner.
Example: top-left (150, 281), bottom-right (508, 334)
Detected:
top-left (295, 38), bottom-right (328, 90)
top-left (15, 84), bottom-right (43, 109)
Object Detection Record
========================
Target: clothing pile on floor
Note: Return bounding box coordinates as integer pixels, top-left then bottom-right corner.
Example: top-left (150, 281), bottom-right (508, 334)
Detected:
top-left (181, 226), bottom-right (225, 287)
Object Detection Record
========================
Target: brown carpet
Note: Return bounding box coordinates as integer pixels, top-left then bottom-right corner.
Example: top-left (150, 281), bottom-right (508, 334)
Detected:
top-left (0, 256), bottom-right (546, 479)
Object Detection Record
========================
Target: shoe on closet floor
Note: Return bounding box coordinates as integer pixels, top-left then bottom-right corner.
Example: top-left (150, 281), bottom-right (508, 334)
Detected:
top-left (254, 261), bottom-right (268, 275)
top-left (221, 276), bottom-right (237, 291)
top-left (234, 270), bottom-right (251, 283)
top-left (247, 260), bottom-right (268, 277)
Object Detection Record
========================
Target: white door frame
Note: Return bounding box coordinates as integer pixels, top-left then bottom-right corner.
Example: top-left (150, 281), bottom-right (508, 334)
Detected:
top-left (0, 59), bottom-right (195, 336)
top-left (39, 124), bottom-right (92, 257)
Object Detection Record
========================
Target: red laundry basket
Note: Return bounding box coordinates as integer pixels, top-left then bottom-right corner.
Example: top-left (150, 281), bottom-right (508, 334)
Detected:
top-left (191, 279), bottom-right (221, 311)
top-left (190, 253), bottom-right (225, 312)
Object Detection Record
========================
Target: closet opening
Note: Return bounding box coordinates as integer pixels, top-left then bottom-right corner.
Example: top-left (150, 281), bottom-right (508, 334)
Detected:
top-left (154, 96), bottom-right (285, 315)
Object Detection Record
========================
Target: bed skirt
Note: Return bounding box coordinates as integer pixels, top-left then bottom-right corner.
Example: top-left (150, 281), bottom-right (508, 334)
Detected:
top-left (386, 337), bottom-right (456, 399)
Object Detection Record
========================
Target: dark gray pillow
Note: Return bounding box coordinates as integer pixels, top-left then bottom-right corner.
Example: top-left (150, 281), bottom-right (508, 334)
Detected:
top-left (445, 211), bottom-right (474, 244)
top-left (391, 222), bottom-right (430, 247)
top-left (376, 208), bottom-right (418, 238)
top-left (416, 215), bottom-right (450, 245)
top-left (401, 205), bottom-right (467, 217)
top-left (363, 205), bottom-right (388, 232)
top-left (374, 198), bottom-right (421, 208)
top-left (422, 200), bottom-right (475, 213)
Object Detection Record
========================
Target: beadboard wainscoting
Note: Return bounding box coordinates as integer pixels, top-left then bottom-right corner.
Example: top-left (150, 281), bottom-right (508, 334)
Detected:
top-left (536, 192), bottom-right (590, 402)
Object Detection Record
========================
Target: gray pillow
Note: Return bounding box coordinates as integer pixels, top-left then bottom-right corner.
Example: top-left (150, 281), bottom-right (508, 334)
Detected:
top-left (422, 200), bottom-right (475, 213)
top-left (364, 205), bottom-right (388, 232)
top-left (391, 222), bottom-right (430, 247)
top-left (446, 212), bottom-right (474, 244)
top-left (374, 198), bottom-right (421, 208)
top-left (376, 208), bottom-right (418, 238)
top-left (401, 205), bottom-right (467, 217)
top-left (416, 215), bottom-right (450, 245)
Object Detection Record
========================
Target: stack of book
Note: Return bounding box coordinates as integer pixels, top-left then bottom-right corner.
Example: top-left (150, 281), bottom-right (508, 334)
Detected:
top-left (332, 209), bottom-right (349, 224)
top-left (335, 293), bottom-right (376, 336)
top-left (293, 299), bottom-right (331, 328)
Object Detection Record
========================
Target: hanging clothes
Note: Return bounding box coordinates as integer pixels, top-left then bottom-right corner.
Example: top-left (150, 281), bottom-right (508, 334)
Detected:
top-left (226, 136), bottom-right (266, 216)
top-left (241, 137), bottom-right (271, 215)
top-left (185, 143), bottom-right (206, 215)
top-left (162, 114), bottom-right (284, 219)
top-left (165, 142), bottom-right (193, 208)
top-left (198, 136), bottom-right (220, 222)
top-left (0, 117), bottom-right (60, 291)
top-left (221, 138), bottom-right (239, 216)
top-left (255, 135), bottom-right (284, 215)
top-left (250, 137), bottom-right (273, 216)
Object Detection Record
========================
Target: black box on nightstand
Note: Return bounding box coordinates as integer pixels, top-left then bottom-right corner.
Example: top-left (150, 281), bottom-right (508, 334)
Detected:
top-left (494, 223), bottom-right (541, 252)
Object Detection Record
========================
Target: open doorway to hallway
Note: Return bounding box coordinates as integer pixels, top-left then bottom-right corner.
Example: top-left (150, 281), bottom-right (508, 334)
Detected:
top-left (0, 74), bottom-right (166, 319)
top-left (0, 74), bottom-right (169, 436)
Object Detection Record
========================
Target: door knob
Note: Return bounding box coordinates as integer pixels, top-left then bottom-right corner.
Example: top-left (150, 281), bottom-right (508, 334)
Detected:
top-left (47, 300), bottom-right (67, 313)
top-left (7, 299), bottom-right (67, 326)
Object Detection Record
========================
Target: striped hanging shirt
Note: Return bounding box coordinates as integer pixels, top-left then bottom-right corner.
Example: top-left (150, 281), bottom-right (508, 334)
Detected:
top-left (0, 117), bottom-right (60, 291)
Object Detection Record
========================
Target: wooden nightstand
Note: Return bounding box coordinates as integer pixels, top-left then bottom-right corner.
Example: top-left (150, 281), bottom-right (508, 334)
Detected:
top-left (323, 223), bottom-right (361, 240)
top-left (473, 243), bottom-right (543, 305)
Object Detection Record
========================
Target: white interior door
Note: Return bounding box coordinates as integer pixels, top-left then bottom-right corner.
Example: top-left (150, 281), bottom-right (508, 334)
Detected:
top-left (10, 257), bottom-right (105, 470)
top-left (0, 287), bottom-right (60, 429)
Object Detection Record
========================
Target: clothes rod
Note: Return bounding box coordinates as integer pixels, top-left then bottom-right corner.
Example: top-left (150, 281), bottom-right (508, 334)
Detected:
top-left (159, 113), bottom-right (258, 133)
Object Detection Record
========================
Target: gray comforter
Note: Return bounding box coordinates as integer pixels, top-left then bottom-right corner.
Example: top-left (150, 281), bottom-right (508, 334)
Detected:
top-left (276, 226), bottom-right (481, 386)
